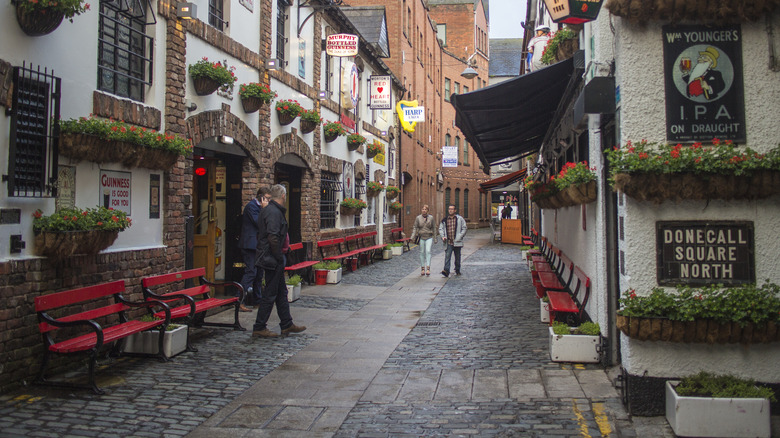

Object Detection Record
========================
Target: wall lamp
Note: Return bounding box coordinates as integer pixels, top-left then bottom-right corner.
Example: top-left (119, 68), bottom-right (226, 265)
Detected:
top-left (177, 2), bottom-right (197, 20)
top-left (265, 58), bottom-right (279, 70)
top-left (318, 90), bottom-right (331, 99)
top-left (219, 136), bottom-right (234, 145)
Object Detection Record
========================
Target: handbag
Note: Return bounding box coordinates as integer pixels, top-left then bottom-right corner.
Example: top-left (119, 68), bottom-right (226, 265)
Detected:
top-left (413, 235), bottom-right (421, 244)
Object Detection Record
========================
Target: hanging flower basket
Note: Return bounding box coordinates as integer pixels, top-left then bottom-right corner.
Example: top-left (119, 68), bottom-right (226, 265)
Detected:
top-left (385, 186), bottom-right (400, 200)
top-left (300, 119), bottom-right (317, 134)
top-left (564, 180), bottom-right (597, 205)
top-left (340, 206), bottom-right (358, 216)
top-left (347, 140), bottom-right (362, 151)
top-left (322, 121), bottom-right (346, 143)
top-left (192, 77), bottom-right (222, 96)
top-left (15, 3), bottom-right (64, 36)
top-left (241, 96), bottom-right (266, 113)
top-left (277, 111), bottom-right (295, 125)
top-left (324, 131), bottom-right (339, 143)
top-left (60, 133), bottom-right (180, 170)
top-left (35, 230), bottom-right (120, 261)
top-left (613, 171), bottom-right (780, 204)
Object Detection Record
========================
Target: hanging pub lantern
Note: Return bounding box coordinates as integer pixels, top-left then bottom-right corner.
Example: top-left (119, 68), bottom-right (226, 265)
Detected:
top-left (543, 0), bottom-right (604, 24)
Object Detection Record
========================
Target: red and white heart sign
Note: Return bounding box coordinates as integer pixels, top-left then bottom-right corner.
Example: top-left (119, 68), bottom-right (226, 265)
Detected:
top-left (369, 75), bottom-right (392, 110)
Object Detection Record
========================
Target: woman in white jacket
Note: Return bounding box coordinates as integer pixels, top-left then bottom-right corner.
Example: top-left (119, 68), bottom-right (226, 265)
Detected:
top-left (410, 205), bottom-right (436, 276)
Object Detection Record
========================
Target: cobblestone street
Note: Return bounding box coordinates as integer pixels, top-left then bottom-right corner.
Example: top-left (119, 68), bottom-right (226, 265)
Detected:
top-left (0, 230), bottom-right (677, 437)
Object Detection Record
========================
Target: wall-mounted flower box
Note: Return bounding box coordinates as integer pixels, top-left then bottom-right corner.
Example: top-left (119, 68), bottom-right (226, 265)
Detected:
top-left (33, 206), bottom-right (131, 261)
top-left (35, 230), bottom-right (119, 260)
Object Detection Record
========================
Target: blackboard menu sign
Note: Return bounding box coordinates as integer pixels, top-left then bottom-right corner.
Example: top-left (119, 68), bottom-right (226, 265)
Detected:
top-left (657, 221), bottom-right (754, 286)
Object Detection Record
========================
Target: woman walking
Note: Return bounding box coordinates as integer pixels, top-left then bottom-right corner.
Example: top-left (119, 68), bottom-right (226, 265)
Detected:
top-left (410, 204), bottom-right (436, 276)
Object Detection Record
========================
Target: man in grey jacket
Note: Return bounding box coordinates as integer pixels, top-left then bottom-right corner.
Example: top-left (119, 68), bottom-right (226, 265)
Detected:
top-left (438, 204), bottom-right (467, 277)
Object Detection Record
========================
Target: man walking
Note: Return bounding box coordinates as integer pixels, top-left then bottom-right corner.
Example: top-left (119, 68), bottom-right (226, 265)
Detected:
top-left (438, 204), bottom-right (467, 277)
top-left (252, 184), bottom-right (306, 338)
top-left (238, 186), bottom-right (270, 310)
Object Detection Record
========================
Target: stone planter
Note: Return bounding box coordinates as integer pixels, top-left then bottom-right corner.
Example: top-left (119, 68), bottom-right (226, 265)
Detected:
top-left (241, 96), bottom-right (266, 113)
top-left (326, 268), bottom-right (342, 284)
top-left (382, 249), bottom-right (392, 260)
top-left (540, 300), bottom-right (550, 323)
top-left (299, 119), bottom-right (317, 134)
top-left (59, 133), bottom-right (180, 170)
top-left (15, 3), bottom-right (64, 36)
top-left (192, 77), bottom-right (221, 96)
top-left (277, 111), bottom-right (296, 126)
top-left (548, 327), bottom-right (600, 363)
top-left (35, 230), bottom-right (119, 261)
top-left (616, 315), bottom-right (780, 344)
top-left (122, 325), bottom-right (188, 358)
top-left (665, 381), bottom-right (771, 438)
top-left (286, 283), bottom-right (301, 302)
top-left (613, 171), bottom-right (780, 204)
top-left (390, 246), bottom-right (403, 256)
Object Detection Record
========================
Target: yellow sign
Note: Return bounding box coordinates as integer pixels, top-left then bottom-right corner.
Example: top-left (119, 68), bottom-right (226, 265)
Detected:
top-left (373, 153), bottom-right (385, 165)
top-left (396, 100), bottom-right (418, 132)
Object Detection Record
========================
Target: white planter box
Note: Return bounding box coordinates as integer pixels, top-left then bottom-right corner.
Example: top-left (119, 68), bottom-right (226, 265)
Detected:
top-left (123, 325), bottom-right (187, 358)
top-left (548, 327), bottom-right (600, 363)
top-left (326, 268), bottom-right (342, 284)
top-left (540, 300), bottom-right (550, 323)
top-left (391, 246), bottom-right (403, 256)
top-left (665, 381), bottom-right (771, 438)
top-left (286, 283), bottom-right (301, 302)
top-left (382, 249), bottom-right (392, 260)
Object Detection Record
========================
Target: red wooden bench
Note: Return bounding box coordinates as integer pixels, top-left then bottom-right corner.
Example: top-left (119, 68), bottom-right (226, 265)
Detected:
top-left (142, 267), bottom-right (245, 351)
top-left (34, 280), bottom-right (172, 394)
top-left (345, 233), bottom-right (369, 269)
top-left (390, 227), bottom-right (411, 252)
top-left (285, 242), bottom-right (319, 284)
top-left (546, 265), bottom-right (591, 325)
top-left (317, 237), bottom-right (360, 271)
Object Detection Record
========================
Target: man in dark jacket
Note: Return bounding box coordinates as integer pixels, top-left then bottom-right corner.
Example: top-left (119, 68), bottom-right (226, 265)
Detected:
top-left (238, 186), bottom-right (270, 309)
top-left (252, 184), bottom-right (306, 338)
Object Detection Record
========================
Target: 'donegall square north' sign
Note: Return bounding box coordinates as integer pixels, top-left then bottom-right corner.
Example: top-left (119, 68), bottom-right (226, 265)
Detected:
top-left (662, 24), bottom-right (745, 143)
top-left (656, 221), bottom-right (754, 286)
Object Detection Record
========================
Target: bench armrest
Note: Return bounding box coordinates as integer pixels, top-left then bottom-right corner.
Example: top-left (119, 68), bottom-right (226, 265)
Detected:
top-left (38, 313), bottom-right (104, 349)
top-left (143, 288), bottom-right (197, 319)
top-left (117, 296), bottom-right (172, 325)
top-left (200, 277), bottom-right (245, 303)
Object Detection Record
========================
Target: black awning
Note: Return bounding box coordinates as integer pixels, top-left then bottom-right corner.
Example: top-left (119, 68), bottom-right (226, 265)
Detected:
top-left (479, 168), bottom-right (527, 192)
top-left (451, 57), bottom-right (575, 171)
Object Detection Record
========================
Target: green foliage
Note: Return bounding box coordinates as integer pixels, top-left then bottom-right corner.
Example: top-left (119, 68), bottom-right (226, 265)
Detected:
top-left (385, 185), bottom-right (400, 195)
top-left (618, 282), bottom-right (780, 326)
top-left (323, 121), bottom-right (347, 137)
top-left (188, 57), bottom-right (237, 87)
top-left (340, 197), bottom-right (367, 209)
top-left (540, 28), bottom-right (577, 65)
top-left (313, 262), bottom-right (328, 270)
top-left (605, 139), bottom-right (780, 186)
top-left (326, 261), bottom-right (342, 270)
top-left (552, 161), bottom-right (596, 190)
top-left (238, 82), bottom-right (276, 103)
top-left (59, 116), bottom-right (193, 156)
top-left (553, 321), bottom-right (601, 335)
top-left (300, 108), bottom-right (322, 123)
top-left (389, 201), bottom-right (403, 211)
top-left (367, 140), bottom-right (385, 156)
top-left (385, 243), bottom-right (403, 248)
top-left (675, 371), bottom-right (776, 401)
top-left (552, 321), bottom-right (570, 335)
top-left (33, 206), bottom-right (131, 232)
top-left (367, 181), bottom-right (385, 192)
top-left (285, 274), bottom-right (302, 286)
top-left (137, 314), bottom-right (181, 331)
top-left (347, 133), bottom-right (366, 146)
top-left (16, 0), bottom-right (90, 20)
top-left (275, 99), bottom-right (303, 117)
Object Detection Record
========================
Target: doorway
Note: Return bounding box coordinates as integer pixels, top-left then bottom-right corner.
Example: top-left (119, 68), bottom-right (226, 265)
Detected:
top-left (274, 161), bottom-right (302, 244)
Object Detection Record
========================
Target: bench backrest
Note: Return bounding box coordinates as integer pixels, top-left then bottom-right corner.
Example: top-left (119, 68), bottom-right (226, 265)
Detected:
top-left (142, 267), bottom-right (211, 300)
top-left (318, 237), bottom-right (345, 258)
top-left (557, 251), bottom-right (575, 288)
top-left (286, 242), bottom-right (308, 266)
top-left (34, 280), bottom-right (127, 334)
top-left (345, 233), bottom-right (363, 251)
top-left (570, 266), bottom-right (591, 315)
top-left (390, 227), bottom-right (403, 240)
top-left (362, 230), bottom-right (378, 246)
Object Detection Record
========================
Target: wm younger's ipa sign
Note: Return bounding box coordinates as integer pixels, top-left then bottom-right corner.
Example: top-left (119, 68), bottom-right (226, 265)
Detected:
top-left (656, 221), bottom-right (754, 286)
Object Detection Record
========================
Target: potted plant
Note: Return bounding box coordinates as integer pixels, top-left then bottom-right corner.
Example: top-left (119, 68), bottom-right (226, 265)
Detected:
top-left (58, 116), bottom-right (192, 169)
top-left (366, 140), bottom-right (384, 159)
top-left (540, 28), bottom-right (579, 66)
top-left (606, 138), bottom-right (780, 203)
top-left (188, 57), bottom-right (237, 96)
top-left (275, 99), bottom-right (303, 125)
top-left (33, 206), bottom-right (132, 260)
top-left (238, 82), bottom-right (276, 113)
top-left (285, 274), bottom-right (302, 302)
top-left (388, 201), bottom-right (403, 214)
top-left (122, 315), bottom-right (188, 358)
top-left (616, 282), bottom-right (780, 344)
top-left (366, 181), bottom-right (385, 197)
top-left (540, 295), bottom-right (550, 323)
top-left (548, 321), bottom-right (601, 363)
top-left (346, 133), bottom-right (366, 151)
top-left (340, 197), bottom-right (366, 216)
top-left (13, 0), bottom-right (89, 36)
top-left (386, 243), bottom-right (404, 256)
top-left (385, 185), bottom-right (400, 200)
top-left (551, 161), bottom-right (597, 207)
top-left (382, 245), bottom-right (393, 260)
top-left (299, 108), bottom-right (322, 134)
top-left (665, 371), bottom-right (775, 438)
top-left (325, 261), bottom-right (342, 284)
top-left (322, 121), bottom-right (347, 143)
top-left (313, 262), bottom-right (329, 285)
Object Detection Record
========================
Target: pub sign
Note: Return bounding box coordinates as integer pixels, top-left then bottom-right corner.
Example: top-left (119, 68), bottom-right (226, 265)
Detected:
top-left (656, 221), bottom-right (754, 286)
top-left (662, 25), bottom-right (745, 143)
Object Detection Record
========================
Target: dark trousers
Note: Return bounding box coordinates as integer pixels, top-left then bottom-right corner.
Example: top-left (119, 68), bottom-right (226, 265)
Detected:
top-left (253, 257), bottom-right (293, 332)
top-left (443, 244), bottom-right (462, 274)
top-left (241, 248), bottom-right (262, 305)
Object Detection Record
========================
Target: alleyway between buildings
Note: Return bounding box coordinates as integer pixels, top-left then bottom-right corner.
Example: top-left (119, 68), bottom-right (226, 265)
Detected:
top-left (1, 230), bottom-right (675, 437)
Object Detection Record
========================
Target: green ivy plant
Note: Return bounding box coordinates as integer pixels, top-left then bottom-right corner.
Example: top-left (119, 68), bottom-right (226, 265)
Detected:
top-left (674, 371), bottom-right (776, 401)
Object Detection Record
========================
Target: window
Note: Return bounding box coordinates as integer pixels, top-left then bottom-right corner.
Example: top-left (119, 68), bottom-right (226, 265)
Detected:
top-left (464, 189), bottom-right (469, 219)
top-left (354, 177), bottom-right (363, 227)
top-left (445, 134), bottom-right (451, 146)
top-left (454, 82), bottom-right (460, 95)
top-left (454, 188), bottom-right (460, 213)
top-left (463, 141), bottom-right (469, 165)
top-left (463, 85), bottom-right (469, 94)
top-left (455, 137), bottom-right (460, 162)
top-left (444, 78), bottom-right (451, 101)
top-left (324, 53), bottom-right (331, 97)
top-left (8, 63), bottom-right (59, 198)
top-left (445, 187), bottom-right (451, 208)
top-left (436, 23), bottom-right (446, 45)
top-left (320, 171), bottom-right (340, 229)
top-left (276, 0), bottom-right (289, 66)
top-left (98, 0), bottom-right (153, 102)
top-left (208, 0), bottom-right (225, 31)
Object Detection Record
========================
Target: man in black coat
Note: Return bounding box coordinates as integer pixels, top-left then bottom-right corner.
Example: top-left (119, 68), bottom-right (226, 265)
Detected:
top-left (238, 186), bottom-right (270, 309)
top-left (252, 184), bottom-right (306, 338)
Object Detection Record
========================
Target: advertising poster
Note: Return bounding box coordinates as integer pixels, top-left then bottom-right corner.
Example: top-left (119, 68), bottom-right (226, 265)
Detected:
top-left (100, 170), bottom-right (131, 214)
top-left (369, 75), bottom-right (392, 110)
top-left (442, 146), bottom-right (458, 168)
